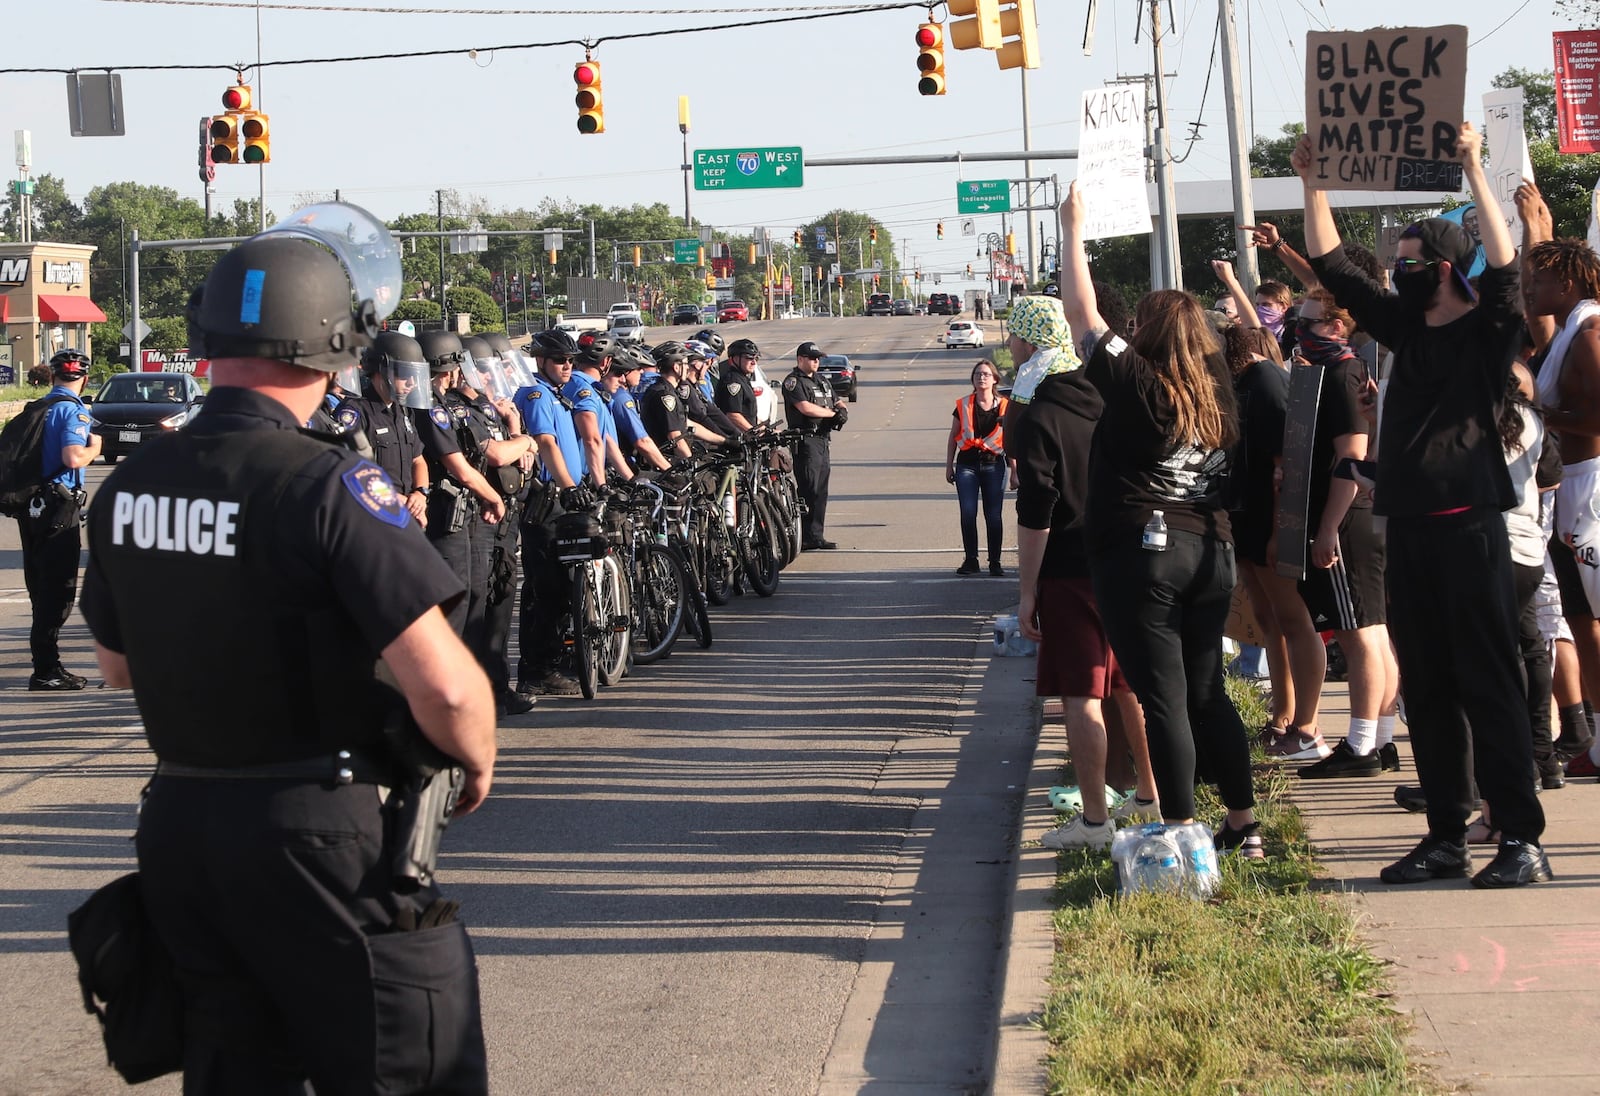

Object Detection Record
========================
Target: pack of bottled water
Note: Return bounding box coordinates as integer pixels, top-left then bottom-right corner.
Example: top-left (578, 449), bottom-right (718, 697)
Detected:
top-left (1110, 821), bottom-right (1220, 899)
top-left (992, 614), bottom-right (1038, 658)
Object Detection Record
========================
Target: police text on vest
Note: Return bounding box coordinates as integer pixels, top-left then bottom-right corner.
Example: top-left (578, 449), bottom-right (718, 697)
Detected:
top-left (111, 492), bottom-right (240, 556)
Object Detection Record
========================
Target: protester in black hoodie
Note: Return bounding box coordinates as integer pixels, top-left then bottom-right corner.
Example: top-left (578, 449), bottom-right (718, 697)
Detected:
top-left (1016, 358), bottom-right (1161, 850)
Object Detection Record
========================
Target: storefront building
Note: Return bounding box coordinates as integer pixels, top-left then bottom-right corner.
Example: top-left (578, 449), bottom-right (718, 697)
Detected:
top-left (0, 242), bottom-right (107, 384)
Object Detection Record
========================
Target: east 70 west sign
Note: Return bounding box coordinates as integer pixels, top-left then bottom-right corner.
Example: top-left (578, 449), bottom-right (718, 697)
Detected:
top-left (694, 147), bottom-right (805, 190)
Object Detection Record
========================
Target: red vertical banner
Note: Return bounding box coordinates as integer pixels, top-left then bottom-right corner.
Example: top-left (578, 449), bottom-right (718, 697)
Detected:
top-left (1555, 30), bottom-right (1600, 154)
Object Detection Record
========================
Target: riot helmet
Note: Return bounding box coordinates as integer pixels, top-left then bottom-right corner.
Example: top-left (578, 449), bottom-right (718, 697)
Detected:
top-left (459, 334), bottom-right (512, 399)
top-left (49, 348), bottom-right (92, 380)
top-left (363, 331), bottom-right (432, 410)
top-left (418, 330), bottom-right (467, 377)
top-left (481, 331), bottom-right (533, 391)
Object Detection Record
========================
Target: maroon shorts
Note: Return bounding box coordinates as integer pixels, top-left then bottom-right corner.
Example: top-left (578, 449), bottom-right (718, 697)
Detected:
top-left (1035, 576), bottom-right (1128, 700)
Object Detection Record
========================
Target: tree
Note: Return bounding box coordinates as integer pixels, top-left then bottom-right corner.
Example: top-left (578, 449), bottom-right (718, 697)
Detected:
top-left (0, 174), bottom-right (82, 242)
top-left (445, 285), bottom-right (503, 333)
top-left (391, 299), bottom-right (442, 324)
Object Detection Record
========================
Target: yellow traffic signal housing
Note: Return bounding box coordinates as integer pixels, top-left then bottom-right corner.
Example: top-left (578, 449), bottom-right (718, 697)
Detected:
top-left (916, 23), bottom-right (946, 96)
top-left (549, 249), bottom-right (559, 265)
top-left (240, 111), bottom-right (270, 163)
top-left (996, 0), bottom-right (1041, 70)
top-left (748, 242), bottom-right (757, 264)
top-left (632, 246), bottom-right (642, 267)
top-left (1005, 232), bottom-right (1017, 255)
top-left (793, 230), bottom-right (802, 246)
top-left (705, 272), bottom-right (716, 289)
top-left (948, 0), bottom-right (1002, 50)
top-left (869, 226), bottom-right (878, 244)
top-left (574, 59), bottom-right (604, 134)
top-left (835, 275), bottom-right (844, 288)
top-left (209, 114), bottom-right (241, 164)
top-left (936, 221), bottom-right (945, 240)
top-left (221, 83), bottom-right (253, 112)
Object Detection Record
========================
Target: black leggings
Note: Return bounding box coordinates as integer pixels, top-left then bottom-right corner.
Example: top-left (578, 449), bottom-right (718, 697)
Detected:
top-left (1091, 528), bottom-right (1255, 820)
top-left (1513, 561), bottom-right (1554, 774)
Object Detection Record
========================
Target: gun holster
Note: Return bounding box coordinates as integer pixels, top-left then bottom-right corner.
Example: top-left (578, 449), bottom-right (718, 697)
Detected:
top-left (387, 765), bottom-right (465, 892)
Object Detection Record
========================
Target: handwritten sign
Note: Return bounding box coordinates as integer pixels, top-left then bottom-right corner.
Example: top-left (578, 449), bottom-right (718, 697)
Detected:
top-left (1556, 30), bottom-right (1600, 154)
top-left (1483, 87), bottom-right (1535, 245)
top-left (1076, 86), bottom-right (1152, 240)
top-left (1304, 26), bottom-right (1467, 192)
top-left (1275, 360), bottom-right (1326, 582)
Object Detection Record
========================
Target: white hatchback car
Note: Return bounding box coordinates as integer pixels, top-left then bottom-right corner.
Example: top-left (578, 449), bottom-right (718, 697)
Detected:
top-left (943, 320), bottom-right (985, 349)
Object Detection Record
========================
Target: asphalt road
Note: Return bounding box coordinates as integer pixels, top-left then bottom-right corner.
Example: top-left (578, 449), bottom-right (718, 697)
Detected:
top-left (0, 314), bottom-right (1034, 1095)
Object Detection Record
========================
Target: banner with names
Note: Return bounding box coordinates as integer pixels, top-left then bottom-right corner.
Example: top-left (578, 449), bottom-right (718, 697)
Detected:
top-left (1555, 29), bottom-right (1600, 154)
top-left (1075, 85), bottom-right (1152, 240)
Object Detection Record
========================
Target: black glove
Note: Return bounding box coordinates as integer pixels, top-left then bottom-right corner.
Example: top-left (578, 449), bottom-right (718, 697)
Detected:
top-left (830, 405), bottom-right (848, 431)
top-left (559, 484), bottom-right (594, 512)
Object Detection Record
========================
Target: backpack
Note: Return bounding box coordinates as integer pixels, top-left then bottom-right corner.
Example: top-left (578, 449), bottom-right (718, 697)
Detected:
top-left (0, 392), bottom-right (76, 517)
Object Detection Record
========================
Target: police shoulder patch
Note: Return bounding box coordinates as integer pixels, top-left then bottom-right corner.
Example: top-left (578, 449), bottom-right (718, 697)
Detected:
top-left (429, 406), bottom-right (451, 430)
top-left (577, 388), bottom-right (593, 401)
top-left (661, 395), bottom-right (677, 411)
top-left (76, 413), bottom-right (92, 424)
top-left (727, 382), bottom-right (742, 395)
top-left (341, 460), bottom-right (410, 529)
top-left (624, 399), bottom-right (636, 411)
top-left (529, 388), bottom-right (543, 399)
top-left (335, 406), bottom-right (361, 430)
top-left (782, 376), bottom-right (797, 391)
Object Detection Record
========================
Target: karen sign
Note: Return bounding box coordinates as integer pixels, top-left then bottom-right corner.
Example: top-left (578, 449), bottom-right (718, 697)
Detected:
top-left (1304, 26), bottom-right (1468, 192)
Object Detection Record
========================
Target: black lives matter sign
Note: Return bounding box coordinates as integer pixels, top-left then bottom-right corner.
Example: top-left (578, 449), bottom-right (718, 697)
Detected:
top-left (1304, 26), bottom-right (1467, 192)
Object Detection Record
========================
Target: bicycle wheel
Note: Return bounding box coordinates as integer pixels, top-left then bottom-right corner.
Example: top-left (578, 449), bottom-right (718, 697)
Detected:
top-left (598, 554), bottom-right (630, 686)
top-left (571, 566), bottom-right (600, 700)
top-left (741, 494), bottom-right (782, 597)
top-left (630, 542), bottom-right (688, 665)
top-left (685, 582), bottom-right (713, 649)
top-left (704, 509), bottom-right (734, 606)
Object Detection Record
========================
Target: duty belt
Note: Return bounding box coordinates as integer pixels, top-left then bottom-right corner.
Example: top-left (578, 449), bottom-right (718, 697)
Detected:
top-left (155, 749), bottom-right (391, 786)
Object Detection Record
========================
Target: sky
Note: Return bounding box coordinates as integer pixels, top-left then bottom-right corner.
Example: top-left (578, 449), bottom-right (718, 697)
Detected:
top-left (0, 0), bottom-right (1578, 286)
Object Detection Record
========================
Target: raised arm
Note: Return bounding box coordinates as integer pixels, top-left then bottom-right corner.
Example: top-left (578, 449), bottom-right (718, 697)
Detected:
top-left (1241, 221), bottom-right (1322, 291)
top-left (1293, 136), bottom-right (1341, 260)
top-left (1459, 123), bottom-right (1514, 270)
top-left (1211, 259), bottom-right (1261, 328)
top-left (1059, 182), bottom-right (1105, 340)
top-left (1516, 182), bottom-right (1556, 352)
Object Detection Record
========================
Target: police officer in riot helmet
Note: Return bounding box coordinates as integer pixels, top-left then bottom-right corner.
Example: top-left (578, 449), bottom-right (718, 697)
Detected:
top-left (334, 331), bottom-right (431, 525)
top-left (783, 340), bottom-right (846, 550)
top-left (78, 209), bottom-right (495, 1093)
top-left (456, 334), bottom-right (537, 715)
top-left (715, 337), bottom-right (763, 433)
top-left (413, 330), bottom-right (507, 645)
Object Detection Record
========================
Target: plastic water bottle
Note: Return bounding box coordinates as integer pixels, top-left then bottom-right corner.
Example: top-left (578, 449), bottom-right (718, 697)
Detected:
top-left (723, 494), bottom-right (738, 527)
top-left (1129, 829), bottom-right (1185, 894)
top-left (1173, 822), bottom-right (1220, 898)
top-left (1142, 509), bottom-right (1168, 552)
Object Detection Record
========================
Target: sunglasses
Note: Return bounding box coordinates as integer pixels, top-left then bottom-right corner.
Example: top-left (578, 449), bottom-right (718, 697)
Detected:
top-left (544, 355), bottom-right (574, 365)
top-left (1392, 258), bottom-right (1440, 275)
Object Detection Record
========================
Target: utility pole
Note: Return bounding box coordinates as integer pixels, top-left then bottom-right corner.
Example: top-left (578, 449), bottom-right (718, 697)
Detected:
top-left (437, 190), bottom-right (447, 328)
top-left (1149, 0), bottom-right (1182, 289)
top-left (1021, 67), bottom-right (1036, 288)
top-left (1218, 0), bottom-right (1258, 292)
top-left (678, 97), bottom-right (693, 230)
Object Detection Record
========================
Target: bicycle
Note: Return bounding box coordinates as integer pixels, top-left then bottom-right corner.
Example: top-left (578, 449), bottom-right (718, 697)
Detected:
top-left (551, 506), bottom-right (630, 699)
top-left (607, 478), bottom-right (705, 663)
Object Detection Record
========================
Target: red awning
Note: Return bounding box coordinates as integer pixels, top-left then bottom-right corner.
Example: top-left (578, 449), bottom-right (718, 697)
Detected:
top-left (37, 294), bottom-right (107, 323)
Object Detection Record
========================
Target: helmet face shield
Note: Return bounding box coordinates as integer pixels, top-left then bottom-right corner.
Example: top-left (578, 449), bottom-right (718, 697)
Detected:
top-left (258, 202), bottom-right (402, 324)
top-left (462, 351), bottom-right (513, 400)
top-left (388, 358), bottom-right (432, 409)
top-left (333, 361), bottom-right (363, 393)
top-left (502, 351), bottom-right (535, 392)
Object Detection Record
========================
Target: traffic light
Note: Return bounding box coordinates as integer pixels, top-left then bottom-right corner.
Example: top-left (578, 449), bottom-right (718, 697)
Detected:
top-left (966, 263), bottom-right (974, 278)
top-left (869, 226), bottom-right (878, 244)
top-left (937, 221), bottom-right (945, 240)
top-left (240, 111), bottom-right (270, 163)
top-left (916, 23), bottom-right (946, 96)
top-left (1005, 232), bottom-right (1017, 255)
top-left (221, 82), bottom-right (252, 113)
top-left (996, 0), bottom-right (1041, 70)
top-left (549, 249), bottom-right (559, 265)
top-left (836, 275), bottom-right (844, 288)
top-left (815, 266), bottom-right (822, 282)
top-left (948, 0), bottom-right (1002, 50)
top-left (748, 242), bottom-right (757, 264)
top-left (633, 246), bottom-right (642, 267)
top-left (793, 229), bottom-right (802, 247)
top-left (574, 58), bottom-right (604, 134)
top-left (209, 113), bottom-right (241, 164)
top-left (706, 272), bottom-right (716, 289)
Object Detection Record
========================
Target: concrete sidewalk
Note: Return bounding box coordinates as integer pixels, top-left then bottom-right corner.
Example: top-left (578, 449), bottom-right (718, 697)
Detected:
top-left (990, 678), bottom-right (1600, 1096)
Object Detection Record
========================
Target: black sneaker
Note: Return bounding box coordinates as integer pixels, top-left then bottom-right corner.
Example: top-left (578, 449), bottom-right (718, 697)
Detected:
top-left (28, 670), bottom-right (86, 692)
top-left (1553, 731), bottom-right (1595, 761)
top-left (1392, 784), bottom-right (1427, 812)
top-left (1379, 835), bottom-right (1471, 884)
top-left (988, 561), bottom-right (1004, 577)
top-left (956, 558), bottom-right (980, 575)
top-left (497, 691), bottom-right (536, 716)
top-left (1298, 738), bottom-right (1382, 779)
top-left (1539, 758), bottom-right (1566, 790)
top-left (1378, 742), bottom-right (1401, 772)
top-left (1471, 839), bottom-right (1553, 888)
top-left (534, 670), bottom-right (582, 697)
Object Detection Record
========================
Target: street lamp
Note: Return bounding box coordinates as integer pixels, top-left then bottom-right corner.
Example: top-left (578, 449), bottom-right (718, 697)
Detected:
top-left (678, 96), bottom-right (692, 230)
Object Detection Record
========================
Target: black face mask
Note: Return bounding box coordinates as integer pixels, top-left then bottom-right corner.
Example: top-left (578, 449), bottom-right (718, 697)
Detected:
top-left (1393, 266), bottom-right (1441, 310)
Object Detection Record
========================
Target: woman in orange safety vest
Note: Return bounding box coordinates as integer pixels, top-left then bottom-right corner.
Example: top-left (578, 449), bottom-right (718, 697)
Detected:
top-left (945, 359), bottom-right (1013, 576)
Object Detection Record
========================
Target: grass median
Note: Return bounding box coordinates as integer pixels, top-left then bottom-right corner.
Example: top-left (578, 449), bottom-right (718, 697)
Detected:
top-left (1036, 677), bottom-right (1439, 1095)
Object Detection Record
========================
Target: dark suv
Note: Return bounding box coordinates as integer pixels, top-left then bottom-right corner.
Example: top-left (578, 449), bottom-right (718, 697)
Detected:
top-left (866, 292), bottom-right (894, 316)
top-left (927, 292), bottom-right (960, 316)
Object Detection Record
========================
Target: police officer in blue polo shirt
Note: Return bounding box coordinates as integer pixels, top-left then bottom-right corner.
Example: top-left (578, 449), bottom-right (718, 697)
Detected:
top-left (565, 334), bottom-right (634, 487)
top-left (513, 329), bottom-right (590, 698)
top-left (599, 346), bottom-right (671, 472)
top-left (21, 348), bottom-right (100, 690)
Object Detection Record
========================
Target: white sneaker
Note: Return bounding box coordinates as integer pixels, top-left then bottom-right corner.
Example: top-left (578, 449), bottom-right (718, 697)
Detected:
top-left (1040, 814), bottom-right (1114, 851)
top-left (1112, 794), bottom-right (1161, 824)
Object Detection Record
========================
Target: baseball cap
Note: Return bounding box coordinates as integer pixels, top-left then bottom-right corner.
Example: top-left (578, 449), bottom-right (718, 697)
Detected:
top-left (796, 341), bottom-right (825, 359)
top-left (1401, 217), bottom-right (1478, 299)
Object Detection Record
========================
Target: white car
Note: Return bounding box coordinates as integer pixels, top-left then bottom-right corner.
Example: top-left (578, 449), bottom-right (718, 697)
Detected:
top-left (608, 301), bottom-right (641, 320)
top-left (609, 315), bottom-right (646, 343)
top-left (943, 321), bottom-right (985, 349)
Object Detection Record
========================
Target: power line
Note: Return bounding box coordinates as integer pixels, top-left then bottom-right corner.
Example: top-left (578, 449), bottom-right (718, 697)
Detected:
top-left (11, 1), bottom-right (925, 73)
top-left (100, 0), bottom-right (870, 13)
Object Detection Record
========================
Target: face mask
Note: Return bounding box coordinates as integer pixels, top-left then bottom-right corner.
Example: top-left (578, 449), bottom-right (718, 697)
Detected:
top-left (1393, 266), bottom-right (1441, 310)
top-left (1295, 324), bottom-right (1349, 364)
top-left (1255, 304), bottom-right (1286, 334)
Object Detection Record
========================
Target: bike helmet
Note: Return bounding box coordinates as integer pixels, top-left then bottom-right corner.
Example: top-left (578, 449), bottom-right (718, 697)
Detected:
top-left (418, 330), bottom-right (467, 374)
top-left (577, 333), bottom-right (618, 366)
top-left (49, 348), bottom-right (92, 379)
top-left (727, 338), bottom-right (761, 360)
top-left (651, 340), bottom-right (691, 367)
top-left (526, 328), bottom-right (581, 358)
top-left (691, 329), bottom-right (725, 355)
top-left (684, 339), bottom-right (717, 362)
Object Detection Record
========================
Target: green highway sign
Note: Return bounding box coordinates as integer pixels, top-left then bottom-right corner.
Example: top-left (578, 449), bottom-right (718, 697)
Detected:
top-left (694, 146), bottom-right (804, 191)
top-left (956, 179), bottom-right (1011, 214)
top-left (673, 238), bottom-right (701, 265)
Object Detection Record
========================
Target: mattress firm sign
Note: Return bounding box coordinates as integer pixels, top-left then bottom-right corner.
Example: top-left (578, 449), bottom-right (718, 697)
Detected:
top-left (140, 349), bottom-right (211, 378)
top-left (43, 260), bottom-right (84, 285)
top-left (1304, 25), bottom-right (1468, 191)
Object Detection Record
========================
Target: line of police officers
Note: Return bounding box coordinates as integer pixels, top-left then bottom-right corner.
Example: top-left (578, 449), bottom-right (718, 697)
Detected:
top-left (74, 202), bottom-right (851, 1091)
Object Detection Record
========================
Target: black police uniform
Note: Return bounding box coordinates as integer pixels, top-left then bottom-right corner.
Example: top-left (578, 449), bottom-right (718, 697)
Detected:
top-left (681, 379), bottom-right (741, 438)
top-left (334, 391), bottom-right (423, 493)
top-left (79, 386), bottom-right (487, 1094)
top-left (416, 389), bottom-right (495, 640)
top-left (637, 374), bottom-right (689, 453)
top-left (783, 366), bottom-right (838, 546)
top-left (464, 387), bottom-right (527, 700)
top-left (713, 366), bottom-right (760, 426)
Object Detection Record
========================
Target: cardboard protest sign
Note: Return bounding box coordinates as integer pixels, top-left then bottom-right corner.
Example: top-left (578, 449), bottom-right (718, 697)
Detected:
top-left (1555, 29), bottom-right (1600, 154)
top-left (1076, 85), bottom-right (1153, 240)
top-left (1304, 26), bottom-right (1468, 192)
